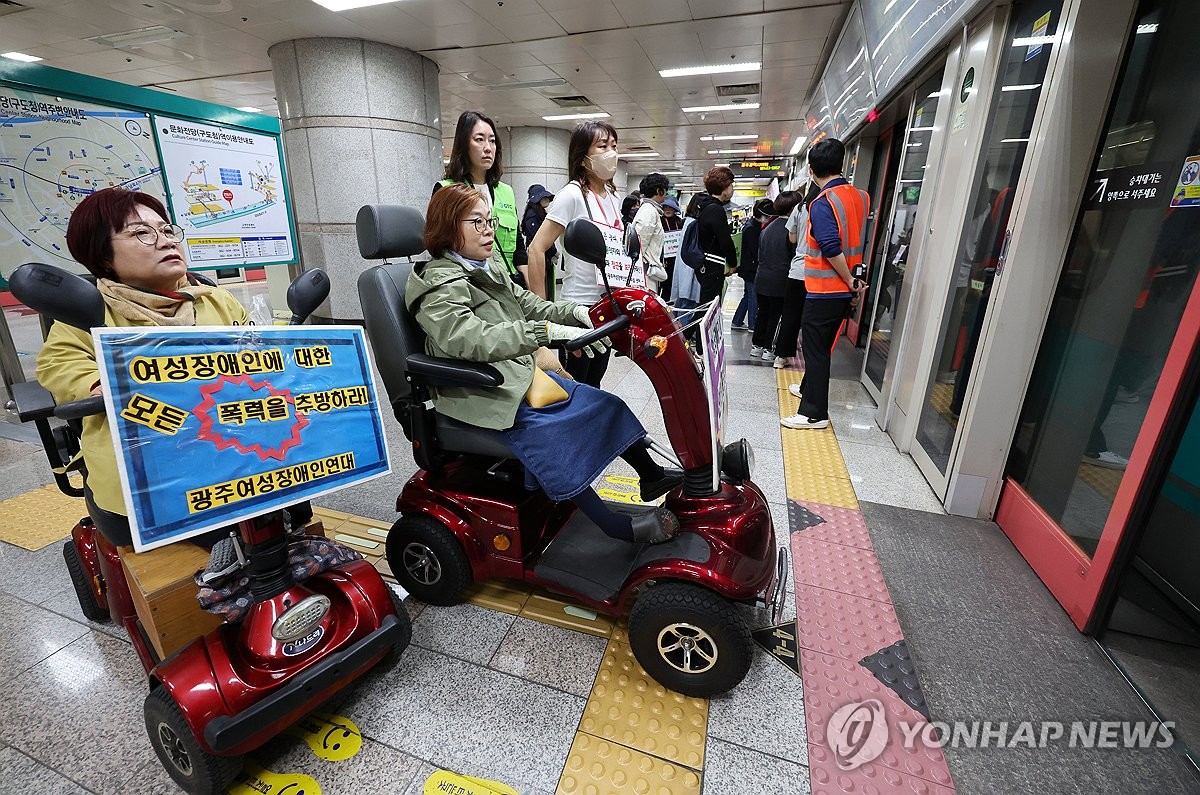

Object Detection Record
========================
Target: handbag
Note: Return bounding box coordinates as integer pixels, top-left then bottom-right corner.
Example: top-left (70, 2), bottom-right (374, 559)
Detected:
top-left (525, 366), bottom-right (569, 408)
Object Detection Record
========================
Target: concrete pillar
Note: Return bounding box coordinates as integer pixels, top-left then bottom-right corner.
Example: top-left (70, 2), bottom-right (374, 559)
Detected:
top-left (497, 126), bottom-right (570, 212)
top-left (615, 162), bottom-right (629, 195)
top-left (269, 38), bottom-right (441, 322)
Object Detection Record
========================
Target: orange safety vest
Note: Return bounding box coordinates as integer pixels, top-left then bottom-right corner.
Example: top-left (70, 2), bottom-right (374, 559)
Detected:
top-left (804, 182), bottom-right (871, 295)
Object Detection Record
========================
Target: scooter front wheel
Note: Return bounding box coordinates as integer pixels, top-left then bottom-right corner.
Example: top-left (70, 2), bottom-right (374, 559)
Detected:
top-left (144, 687), bottom-right (243, 795)
top-left (386, 515), bottom-right (472, 606)
top-left (628, 583), bottom-right (753, 698)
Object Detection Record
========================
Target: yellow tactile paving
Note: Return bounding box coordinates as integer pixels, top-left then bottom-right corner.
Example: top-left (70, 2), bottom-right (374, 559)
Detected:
top-left (787, 469), bottom-right (860, 510)
top-left (775, 368), bottom-right (805, 390)
top-left (1078, 462), bottom-right (1121, 503)
top-left (929, 382), bottom-right (959, 427)
top-left (0, 484), bottom-right (85, 551)
top-left (579, 640), bottom-right (708, 769)
top-left (781, 430), bottom-right (850, 481)
top-left (463, 579), bottom-right (533, 614)
top-left (520, 592), bottom-right (615, 638)
top-left (557, 732), bottom-right (702, 795)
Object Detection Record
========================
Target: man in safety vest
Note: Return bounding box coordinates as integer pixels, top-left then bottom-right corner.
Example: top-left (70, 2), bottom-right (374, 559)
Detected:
top-left (782, 138), bottom-right (870, 430)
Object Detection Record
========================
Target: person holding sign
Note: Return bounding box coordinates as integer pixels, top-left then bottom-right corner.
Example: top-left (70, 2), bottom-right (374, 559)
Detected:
top-left (631, 173), bottom-right (671, 295)
top-left (526, 120), bottom-right (625, 386)
top-left (36, 188), bottom-right (250, 525)
top-left (406, 184), bottom-right (682, 544)
top-left (434, 111), bottom-right (528, 288)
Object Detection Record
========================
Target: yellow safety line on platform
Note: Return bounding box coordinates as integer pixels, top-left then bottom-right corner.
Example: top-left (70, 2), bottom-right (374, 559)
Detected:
top-left (0, 484), bottom-right (85, 551)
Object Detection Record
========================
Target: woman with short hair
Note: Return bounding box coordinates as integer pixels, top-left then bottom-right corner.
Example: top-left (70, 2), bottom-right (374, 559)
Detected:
top-left (406, 184), bottom-right (681, 543)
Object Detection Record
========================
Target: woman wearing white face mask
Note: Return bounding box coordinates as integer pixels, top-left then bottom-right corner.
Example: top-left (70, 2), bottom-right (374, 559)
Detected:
top-left (526, 120), bottom-right (623, 386)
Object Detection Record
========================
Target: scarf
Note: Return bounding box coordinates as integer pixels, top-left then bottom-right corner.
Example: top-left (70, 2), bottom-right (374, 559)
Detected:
top-left (97, 274), bottom-right (216, 326)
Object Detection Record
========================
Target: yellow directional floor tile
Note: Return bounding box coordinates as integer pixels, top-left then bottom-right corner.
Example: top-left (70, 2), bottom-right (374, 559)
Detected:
top-left (0, 484), bottom-right (84, 551)
top-left (463, 579), bottom-right (533, 615)
top-left (782, 431), bottom-right (849, 480)
top-left (557, 732), bottom-right (701, 795)
top-left (775, 369), bottom-right (805, 390)
top-left (787, 470), bottom-right (860, 510)
top-left (520, 592), bottom-right (615, 638)
top-left (579, 640), bottom-right (707, 769)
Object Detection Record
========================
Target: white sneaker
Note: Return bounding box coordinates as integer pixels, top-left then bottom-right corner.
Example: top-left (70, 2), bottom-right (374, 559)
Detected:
top-left (1084, 450), bottom-right (1129, 470)
top-left (761, 349), bottom-right (775, 361)
top-left (773, 356), bottom-right (787, 369)
top-left (789, 383), bottom-right (803, 399)
top-left (750, 345), bottom-right (765, 357)
top-left (781, 413), bottom-right (829, 430)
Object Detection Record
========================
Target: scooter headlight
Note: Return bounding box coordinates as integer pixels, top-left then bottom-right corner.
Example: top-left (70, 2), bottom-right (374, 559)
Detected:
top-left (721, 438), bottom-right (754, 482)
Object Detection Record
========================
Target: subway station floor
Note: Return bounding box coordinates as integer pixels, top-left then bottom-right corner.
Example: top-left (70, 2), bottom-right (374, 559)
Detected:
top-left (0, 282), bottom-right (1196, 794)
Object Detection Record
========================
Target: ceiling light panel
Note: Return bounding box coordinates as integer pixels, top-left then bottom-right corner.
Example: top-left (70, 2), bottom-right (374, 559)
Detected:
top-left (659, 62), bottom-right (762, 78)
top-left (683, 103), bottom-right (761, 113)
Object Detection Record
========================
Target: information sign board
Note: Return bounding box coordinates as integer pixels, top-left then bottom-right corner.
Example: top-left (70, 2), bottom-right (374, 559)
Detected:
top-left (95, 326), bottom-right (390, 551)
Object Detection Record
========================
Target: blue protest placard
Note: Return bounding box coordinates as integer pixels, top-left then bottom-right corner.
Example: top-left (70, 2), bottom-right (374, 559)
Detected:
top-left (93, 326), bottom-right (390, 551)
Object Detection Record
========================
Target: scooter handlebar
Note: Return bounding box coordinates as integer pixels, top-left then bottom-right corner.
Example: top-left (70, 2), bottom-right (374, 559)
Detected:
top-left (54, 395), bottom-right (107, 420)
top-left (564, 314), bottom-right (631, 352)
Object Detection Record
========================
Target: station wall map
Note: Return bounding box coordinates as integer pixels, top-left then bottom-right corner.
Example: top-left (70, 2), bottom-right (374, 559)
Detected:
top-left (0, 87), bottom-right (166, 280)
top-left (154, 114), bottom-right (295, 268)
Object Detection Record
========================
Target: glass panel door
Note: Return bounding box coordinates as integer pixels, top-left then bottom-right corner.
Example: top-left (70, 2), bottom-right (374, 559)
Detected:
top-left (863, 72), bottom-right (946, 395)
top-left (1007, 0), bottom-right (1200, 558)
top-left (913, 0), bottom-right (1064, 477)
top-left (850, 125), bottom-right (900, 355)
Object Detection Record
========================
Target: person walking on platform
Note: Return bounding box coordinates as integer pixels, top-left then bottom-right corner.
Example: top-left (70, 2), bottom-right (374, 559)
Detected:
top-left (434, 111), bottom-right (528, 287)
top-left (632, 173), bottom-right (670, 295)
top-left (694, 167), bottom-right (739, 311)
top-left (782, 139), bottom-right (870, 430)
top-left (775, 181), bottom-right (821, 368)
top-left (526, 120), bottom-right (624, 386)
top-left (752, 191), bottom-right (801, 363)
top-left (732, 198), bottom-right (774, 333)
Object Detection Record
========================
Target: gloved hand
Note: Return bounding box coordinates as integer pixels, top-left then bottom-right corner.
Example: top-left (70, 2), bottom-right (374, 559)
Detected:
top-left (545, 322), bottom-right (610, 358)
top-left (572, 305), bottom-right (594, 328)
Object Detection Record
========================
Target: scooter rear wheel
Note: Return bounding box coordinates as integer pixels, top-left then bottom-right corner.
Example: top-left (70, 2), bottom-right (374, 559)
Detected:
top-left (628, 583), bottom-right (753, 698)
top-left (144, 687), bottom-right (243, 795)
top-left (63, 540), bottom-right (108, 623)
top-left (385, 515), bottom-right (471, 606)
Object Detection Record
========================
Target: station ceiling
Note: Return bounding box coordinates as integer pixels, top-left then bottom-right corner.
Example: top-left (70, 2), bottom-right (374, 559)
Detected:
top-left (0, 0), bottom-right (851, 187)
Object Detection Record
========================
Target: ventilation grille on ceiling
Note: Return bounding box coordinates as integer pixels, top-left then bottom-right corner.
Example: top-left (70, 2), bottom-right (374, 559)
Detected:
top-left (0, 1), bottom-right (26, 18)
top-left (86, 25), bottom-right (189, 49)
top-left (717, 82), bottom-right (761, 97)
top-left (625, 145), bottom-right (655, 152)
top-left (548, 95), bottom-right (595, 108)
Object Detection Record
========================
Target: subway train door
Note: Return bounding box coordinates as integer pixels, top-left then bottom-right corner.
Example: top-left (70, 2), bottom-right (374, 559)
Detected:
top-left (860, 70), bottom-right (946, 414)
top-left (902, 0), bottom-right (1064, 495)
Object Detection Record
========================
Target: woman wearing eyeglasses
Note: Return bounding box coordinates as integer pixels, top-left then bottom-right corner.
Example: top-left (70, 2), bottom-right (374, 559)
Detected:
top-left (36, 188), bottom-right (249, 519)
top-left (405, 184), bottom-right (681, 544)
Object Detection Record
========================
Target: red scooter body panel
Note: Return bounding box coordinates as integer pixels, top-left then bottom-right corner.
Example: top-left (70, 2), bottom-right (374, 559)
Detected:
top-left (589, 291), bottom-right (716, 471)
top-left (155, 559), bottom-right (393, 756)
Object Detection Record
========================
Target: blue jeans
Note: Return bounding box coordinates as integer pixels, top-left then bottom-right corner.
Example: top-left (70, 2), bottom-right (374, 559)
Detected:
top-left (732, 278), bottom-right (758, 328)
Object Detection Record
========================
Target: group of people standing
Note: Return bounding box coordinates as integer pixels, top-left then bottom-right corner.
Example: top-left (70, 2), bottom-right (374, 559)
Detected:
top-left (431, 109), bottom-right (870, 434)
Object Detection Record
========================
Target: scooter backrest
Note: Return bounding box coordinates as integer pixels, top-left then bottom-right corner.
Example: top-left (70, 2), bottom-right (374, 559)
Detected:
top-left (358, 261), bottom-right (423, 430)
top-left (9, 263), bottom-right (105, 331)
top-left (356, 204), bottom-right (426, 260)
top-left (564, 218), bottom-right (608, 269)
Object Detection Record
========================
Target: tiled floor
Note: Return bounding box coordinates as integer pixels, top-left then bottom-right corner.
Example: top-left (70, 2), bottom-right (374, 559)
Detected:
top-left (0, 286), bottom-right (957, 794)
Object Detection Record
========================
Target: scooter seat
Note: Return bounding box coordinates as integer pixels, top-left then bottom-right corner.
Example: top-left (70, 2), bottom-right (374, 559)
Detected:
top-left (434, 413), bottom-right (514, 459)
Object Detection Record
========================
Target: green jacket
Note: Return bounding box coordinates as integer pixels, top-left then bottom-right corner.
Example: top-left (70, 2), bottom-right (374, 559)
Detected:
top-left (438, 179), bottom-right (525, 276)
top-left (36, 289), bottom-right (249, 516)
top-left (405, 255), bottom-right (584, 430)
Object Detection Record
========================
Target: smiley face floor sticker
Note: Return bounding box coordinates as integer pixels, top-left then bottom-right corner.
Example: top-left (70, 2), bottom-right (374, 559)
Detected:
top-left (423, 770), bottom-right (519, 795)
top-left (283, 712), bottom-right (363, 761)
top-left (230, 762), bottom-right (322, 795)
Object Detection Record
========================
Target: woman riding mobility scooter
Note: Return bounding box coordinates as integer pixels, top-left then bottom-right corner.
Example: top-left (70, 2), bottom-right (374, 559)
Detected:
top-left (9, 261), bottom-right (410, 795)
top-left (356, 202), bottom-right (786, 697)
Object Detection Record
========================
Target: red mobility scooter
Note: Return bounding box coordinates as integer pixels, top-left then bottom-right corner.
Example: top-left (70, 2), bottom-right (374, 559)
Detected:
top-left (355, 205), bottom-right (785, 697)
top-left (8, 263), bottom-right (410, 795)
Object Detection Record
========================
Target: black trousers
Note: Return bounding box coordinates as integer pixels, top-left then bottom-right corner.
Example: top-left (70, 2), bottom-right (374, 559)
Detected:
top-left (752, 293), bottom-right (785, 350)
top-left (798, 296), bottom-right (851, 421)
top-left (560, 346), bottom-right (612, 387)
top-left (775, 278), bottom-right (808, 358)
